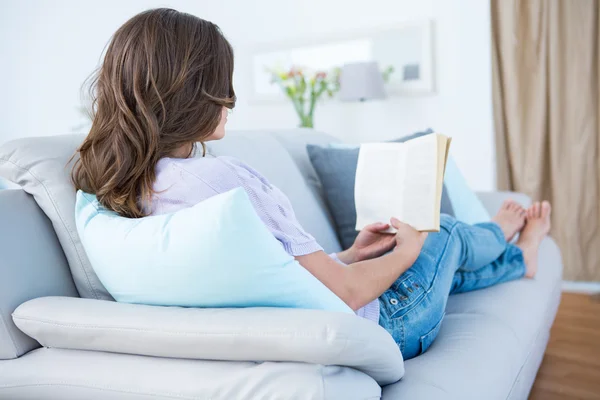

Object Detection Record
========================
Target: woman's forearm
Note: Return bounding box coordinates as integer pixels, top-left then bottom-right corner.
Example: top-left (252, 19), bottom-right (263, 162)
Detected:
top-left (335, 248), bottom-right (357, 265)
top-left (344, 251), bottom-right (415, 309)
top-left (297, 220), bottom-right (426, 311)
top-left (295, 250), bottom-right (416, 311)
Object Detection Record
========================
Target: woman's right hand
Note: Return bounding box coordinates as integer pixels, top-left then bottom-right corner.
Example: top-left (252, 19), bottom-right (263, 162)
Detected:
top-left (390, 217), bottom-right (428, 265)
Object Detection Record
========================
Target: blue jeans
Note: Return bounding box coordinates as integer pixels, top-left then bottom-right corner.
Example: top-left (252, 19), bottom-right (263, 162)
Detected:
top-left (378, 214), bottom-right (525, 360)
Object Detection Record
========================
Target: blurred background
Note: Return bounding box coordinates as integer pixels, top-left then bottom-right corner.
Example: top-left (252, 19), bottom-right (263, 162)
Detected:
top-left (0, 0), bottom-right (494, 188)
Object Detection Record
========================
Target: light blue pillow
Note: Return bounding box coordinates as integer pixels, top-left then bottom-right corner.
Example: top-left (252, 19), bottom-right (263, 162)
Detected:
top-left (443, 156), bottom-right (491, 224)
top-left (75, 188), bottom-right (353, 313)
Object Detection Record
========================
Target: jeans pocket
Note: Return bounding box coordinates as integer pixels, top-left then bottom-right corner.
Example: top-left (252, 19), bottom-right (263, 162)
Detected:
top-left (380, 273), bottom-right (426, 319)
top-left (419, 313), bottom-right (445, 355)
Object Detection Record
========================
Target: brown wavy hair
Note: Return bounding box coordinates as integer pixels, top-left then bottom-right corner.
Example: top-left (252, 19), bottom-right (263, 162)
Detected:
top-left (72, 8), bottom-right (235, 218)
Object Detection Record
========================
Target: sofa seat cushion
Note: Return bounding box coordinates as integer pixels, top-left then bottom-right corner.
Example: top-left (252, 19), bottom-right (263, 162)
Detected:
top-left (0, 348), bottom-right (382, 400)
top-left (13, 296), bottom-right (404, 385)
top-left (382, 236), bottom-right (563, 399)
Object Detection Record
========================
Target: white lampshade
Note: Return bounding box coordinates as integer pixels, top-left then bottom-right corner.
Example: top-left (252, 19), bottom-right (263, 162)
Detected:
top-left (339, 61), bottom-right (386, 102)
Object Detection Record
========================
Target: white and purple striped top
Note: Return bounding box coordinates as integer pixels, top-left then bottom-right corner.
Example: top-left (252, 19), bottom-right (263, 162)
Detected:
top-left (149, 155), bottom-right (380, 323)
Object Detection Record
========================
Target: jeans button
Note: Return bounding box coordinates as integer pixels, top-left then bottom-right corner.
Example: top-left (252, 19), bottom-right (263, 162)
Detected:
top-left (390, 298), bottom-right (399, 305)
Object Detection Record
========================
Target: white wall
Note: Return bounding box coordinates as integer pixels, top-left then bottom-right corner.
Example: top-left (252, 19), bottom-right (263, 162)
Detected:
top-left (0, 0), bottom-right (496, 190)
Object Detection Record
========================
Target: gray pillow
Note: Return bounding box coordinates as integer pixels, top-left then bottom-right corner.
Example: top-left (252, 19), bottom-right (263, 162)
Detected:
top-left (0, 134), bottom-right (113, 300)
top-left (307, 129), bottom-right (455, 250)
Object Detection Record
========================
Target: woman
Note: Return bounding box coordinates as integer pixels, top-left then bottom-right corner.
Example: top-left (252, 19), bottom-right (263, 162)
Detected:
top-left (72, 8), bottom-right (551, 360)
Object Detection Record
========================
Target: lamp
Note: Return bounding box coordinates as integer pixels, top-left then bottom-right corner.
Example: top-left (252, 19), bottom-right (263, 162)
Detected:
top-left (339, 61), bottom-right (386, 102)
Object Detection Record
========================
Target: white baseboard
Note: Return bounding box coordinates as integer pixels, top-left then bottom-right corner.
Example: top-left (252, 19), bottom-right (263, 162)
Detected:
top-left (561, 281), bottom-right (600, 294)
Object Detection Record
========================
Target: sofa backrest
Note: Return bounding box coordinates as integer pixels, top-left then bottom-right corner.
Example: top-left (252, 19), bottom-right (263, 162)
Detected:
top-left (0, 189), bottom-right (79, 359)
top-left (0, 134), bottom-right (113, 300)
top-left (0, 129), bottom-right (342, 304)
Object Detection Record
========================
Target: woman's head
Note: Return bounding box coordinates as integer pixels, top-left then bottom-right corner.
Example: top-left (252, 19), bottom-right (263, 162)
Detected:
top-left (72, 8), bottom-right (235, 218)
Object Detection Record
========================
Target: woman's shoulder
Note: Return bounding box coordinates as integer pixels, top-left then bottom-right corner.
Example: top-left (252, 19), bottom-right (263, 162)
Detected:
top-left (156, 155), bottom-right (259, 182)
top-left (216, 156), bottom-right (271, 185)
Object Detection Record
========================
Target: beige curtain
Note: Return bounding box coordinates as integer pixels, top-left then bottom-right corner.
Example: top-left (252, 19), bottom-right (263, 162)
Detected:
top-left (492, 0), bottom-right (600, 281)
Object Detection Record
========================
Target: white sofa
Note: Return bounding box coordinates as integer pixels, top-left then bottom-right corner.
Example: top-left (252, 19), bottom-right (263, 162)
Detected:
top-left (0, 129), bottom-right (562, 399)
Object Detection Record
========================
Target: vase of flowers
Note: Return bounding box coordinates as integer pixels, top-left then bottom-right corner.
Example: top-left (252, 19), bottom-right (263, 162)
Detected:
top-left (268, 67), bottom-right (340, 128)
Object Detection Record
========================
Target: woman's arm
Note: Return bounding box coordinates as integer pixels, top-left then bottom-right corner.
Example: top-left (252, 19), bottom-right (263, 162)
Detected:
top-left (335, 222), bottom-right (396, 265)
top-left (212, 158), bottom-right (426, 309)
top-left (295, 218), bottom-right (428, 311)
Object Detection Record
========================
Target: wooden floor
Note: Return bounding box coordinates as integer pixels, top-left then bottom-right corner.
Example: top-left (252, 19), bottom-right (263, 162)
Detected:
top-left (529, 293), bottom-right (600, 399)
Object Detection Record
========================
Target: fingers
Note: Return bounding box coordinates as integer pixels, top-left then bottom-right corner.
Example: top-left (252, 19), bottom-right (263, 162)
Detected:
top-left (382, 235), bottom-right (397, 251)
top-left (391, 217), bottom-right (421, 232)
top-left (365, 222), bottom-right (390, 232)
top-left (390, 217), bottom-right (412, 230)
top-left (390, 217), bottom-right (402, 229)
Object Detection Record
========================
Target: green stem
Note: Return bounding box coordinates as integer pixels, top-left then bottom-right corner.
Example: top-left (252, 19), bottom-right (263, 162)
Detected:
top-left (305, 86), bottom-right (326, 128)
top-left (295, 100), bottom-right (307, 126)
top-left (281, 80), bottom-right (316, 128)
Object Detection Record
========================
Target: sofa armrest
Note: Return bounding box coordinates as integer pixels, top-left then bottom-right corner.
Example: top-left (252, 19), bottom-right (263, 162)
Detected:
top-left (476, 191), bottom-right (532, 216)
top-left (13, 296), bottom-right (404, 385)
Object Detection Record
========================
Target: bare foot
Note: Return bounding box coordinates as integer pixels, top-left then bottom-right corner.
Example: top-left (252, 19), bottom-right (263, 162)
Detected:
top-left (516, 201), bottom-right (552, 278)
top-left (492, 199), bottom-right (527, 242)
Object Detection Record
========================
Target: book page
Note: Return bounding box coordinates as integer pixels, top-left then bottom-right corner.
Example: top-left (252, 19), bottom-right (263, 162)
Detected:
top-left (400, 134), bottom-right (439, 231)
top-left (433, 135), bottom-right (451, 227)
top-left (354, 143), bottom-right (406, 233)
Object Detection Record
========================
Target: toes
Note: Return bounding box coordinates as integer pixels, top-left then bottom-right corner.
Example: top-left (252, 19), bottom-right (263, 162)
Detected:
top-left (528, 202), bottom-right (537, 219)
top-left (504, 200), bottom-right (524, 215)
top-left (535, 202), bottom-right (542, 218)
top-left (541, 201), bottom-right (551, 218)
top-left (527, 203), bottom-right (540, 219)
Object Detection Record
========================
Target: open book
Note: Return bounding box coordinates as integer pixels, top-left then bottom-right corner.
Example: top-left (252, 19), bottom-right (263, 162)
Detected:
top-left (354, 133), bottom-right (451, 232)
